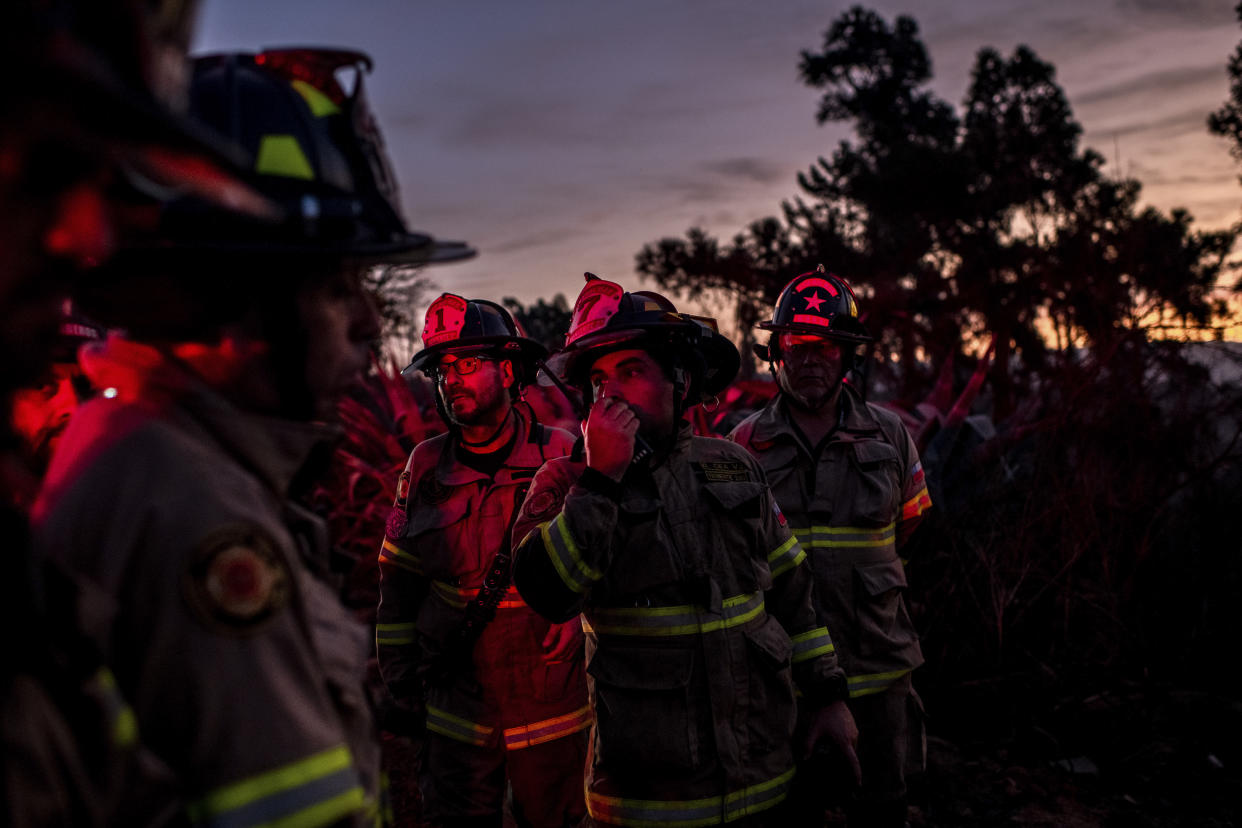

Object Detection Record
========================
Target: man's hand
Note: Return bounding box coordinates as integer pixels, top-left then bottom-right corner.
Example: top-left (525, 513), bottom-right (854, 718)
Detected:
top-left (584, 395), bottom-right (638, 481)
top-left (541, 617), bottom-right (584, 662)
top-left (802, 699), bottom-right (861, 787)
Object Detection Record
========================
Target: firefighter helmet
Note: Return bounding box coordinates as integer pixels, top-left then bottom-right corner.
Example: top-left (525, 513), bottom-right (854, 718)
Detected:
top-left (405, 294), bottom-right (547, 380)
top-left (159, 48), bottom-right (474, 264)
top-left (557, 274), bottom-right (739, 404)
top-left (754, 265), bottom-right (871, 361)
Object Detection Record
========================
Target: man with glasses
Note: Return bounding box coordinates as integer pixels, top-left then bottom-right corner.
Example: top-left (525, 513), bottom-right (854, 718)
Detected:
top-left (729, 266), bottom-right (933, 828)
top-left (377, 293), bottom-right (588, 828)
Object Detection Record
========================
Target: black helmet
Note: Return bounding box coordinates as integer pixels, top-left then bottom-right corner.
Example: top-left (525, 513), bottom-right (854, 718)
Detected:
top-left (405, 293), bottom-right (547, 379)
top-left (754, 265), bottom-right (871, 361)
top-left (157, 47), bottom-right (474, 264)
top-left (557, 273), bottom-right (739, 404)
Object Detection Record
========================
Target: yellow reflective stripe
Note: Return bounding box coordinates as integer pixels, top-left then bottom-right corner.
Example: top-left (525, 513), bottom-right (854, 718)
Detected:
top-left (847, 668), bottom-right (912, 698)
top-left (254, 134), bottom-right (314, 180)
top-left (583, 593), bottom-right (763, 637)
top-left (187, 744), bottom-right (363, 827)
top-left (290, 79), bottom-right (341, 117)
top-left (541, 516), bottom-right (602, 594)
top-left (504, 704), bottom-right (593, 750)
top-left (430, 580), bottom-right (527, 610)
top-left (789, 626), bottom-right (835, 663)
top-left (91, 667), bottom-right (138, 749)
top-left (767, 534), bottom-right (806, 578)
top-left (587, 766), bottom-right (794, 826)
top-left (425, 705), bottom-right (494, 747)
top-left (792, 522), bottom-right (896, 549)
top-left (379, 539), bottom-right (423, 575)
top-left (375, 622), bottom-right (415, 647)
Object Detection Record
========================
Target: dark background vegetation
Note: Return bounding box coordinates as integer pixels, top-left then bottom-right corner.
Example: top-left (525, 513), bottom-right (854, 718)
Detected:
top-left (337, 5), bottom-right (1242, 825)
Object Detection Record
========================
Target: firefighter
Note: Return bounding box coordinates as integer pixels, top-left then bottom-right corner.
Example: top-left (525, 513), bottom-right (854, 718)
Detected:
top-left (2, 2), bottom-right (277, 823)
top-left (729, 266), bottom-right (932, 828)
top-left (33, 49), bottom-right (473, 826)
top-left (377, 293), bottom-right (589, 827)
top-left (510, 275), bottom-right (860, 827)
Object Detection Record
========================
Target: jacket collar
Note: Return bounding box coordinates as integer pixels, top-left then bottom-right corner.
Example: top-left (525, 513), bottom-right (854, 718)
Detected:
top-left (435, 406), bottom-right (545, 486)
top-left (80, 337), bottom-right (338, 499)
top-left (751, 383), bottom-right (883, 446)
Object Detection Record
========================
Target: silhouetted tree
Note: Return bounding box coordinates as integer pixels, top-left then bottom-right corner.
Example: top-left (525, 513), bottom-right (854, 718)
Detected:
top-left (639, 6), bottom-right (1234, 413)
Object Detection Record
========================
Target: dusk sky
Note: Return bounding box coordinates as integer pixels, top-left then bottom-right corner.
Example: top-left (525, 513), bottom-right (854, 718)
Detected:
top-left (195, 0), bottom-right (1242, 316)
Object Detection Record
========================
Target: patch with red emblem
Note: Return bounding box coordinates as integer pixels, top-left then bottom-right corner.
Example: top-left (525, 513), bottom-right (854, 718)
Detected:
top-left (418, 475), bottom-right (453, 506)
top-left (394, 470), bottom-right (412, 507)
top-left (182, 525), bottom-right (290, 635)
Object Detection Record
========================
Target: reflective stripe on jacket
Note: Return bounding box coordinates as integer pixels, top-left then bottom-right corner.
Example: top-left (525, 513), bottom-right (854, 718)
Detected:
top-left (729, 385), bottom-right (930, 697)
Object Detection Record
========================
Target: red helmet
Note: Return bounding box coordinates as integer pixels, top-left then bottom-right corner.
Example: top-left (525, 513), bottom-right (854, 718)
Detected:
top-left (754, 265), bottom-right (871, 361)
top-left (405, 293), bottom-right (546, 380)
top-left (557, 273), bottom-right (739, 404)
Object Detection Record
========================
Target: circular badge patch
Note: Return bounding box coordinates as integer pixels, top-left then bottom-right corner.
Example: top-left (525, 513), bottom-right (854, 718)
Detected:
top-left (183, 525), bottom-right (290, 636)
top-left (522, 487), bottom-right (563, 522)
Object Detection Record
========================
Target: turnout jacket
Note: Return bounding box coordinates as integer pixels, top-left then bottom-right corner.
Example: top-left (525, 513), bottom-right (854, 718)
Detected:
top-left (511, 426), bottom-right (847, 827)
top-left (34, 339), bottom-right (381, 828)
top-left (729, 385), bottom-right (932, 699)
top-left (376, 411), bottom-right (590, 751)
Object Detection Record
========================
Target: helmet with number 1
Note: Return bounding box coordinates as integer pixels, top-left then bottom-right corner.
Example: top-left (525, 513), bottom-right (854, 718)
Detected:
top-left (405, 293), bottom-right (547, 385)
top-left (754, 264), bottom-right (871, 361)
top-left (557, 273), bottom-right (739, 406)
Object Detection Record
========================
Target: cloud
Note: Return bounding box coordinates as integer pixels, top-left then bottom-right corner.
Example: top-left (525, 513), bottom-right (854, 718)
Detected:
top-left (1114, 0), bottom-right (1230, 26)
top-left (487, 226), bottom-right (580, 255)
top-left (1076, 65), bottom-right (1225, 107)
top-left (1098, 107), bottom-right (1216, 140)
top-left (699, 157), bottom-right (786, 185)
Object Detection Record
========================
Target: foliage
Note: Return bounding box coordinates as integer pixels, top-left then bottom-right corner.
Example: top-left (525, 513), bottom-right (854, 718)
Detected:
top-left (638, 6), bottom-right (1236, 414)
top-left (502, 294), bottom-right (573, 353)
top-left (366, 264), bottom-right (436, 365)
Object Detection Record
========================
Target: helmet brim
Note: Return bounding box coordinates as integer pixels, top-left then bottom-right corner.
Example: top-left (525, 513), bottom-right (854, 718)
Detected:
top-left (403, 336), bottom-right (548, 377)
top-left (756, 319), bottom-right (873, 345)
top-left (559, 323), bottom-right (740, 401)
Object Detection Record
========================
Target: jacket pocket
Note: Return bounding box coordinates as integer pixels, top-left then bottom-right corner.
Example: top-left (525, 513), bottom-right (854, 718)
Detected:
top-left (742, 616), bottom-right (796, 756)
top-left (848, 440), bottom-right (902, 526)
top-left (405, 486), bottom-right (473, 578)
top-left (852, 558), bottom-right (916, 658)
top-left (587, 646), bottom-right (699, 773)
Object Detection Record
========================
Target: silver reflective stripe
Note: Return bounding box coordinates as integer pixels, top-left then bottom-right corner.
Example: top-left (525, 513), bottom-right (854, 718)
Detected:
top-left (541, 515), bottom-right (603, 594)
top-left (791, 521), bottom-right (896, 550)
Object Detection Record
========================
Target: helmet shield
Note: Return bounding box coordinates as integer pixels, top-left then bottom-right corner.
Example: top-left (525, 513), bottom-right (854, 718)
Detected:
top-left (757, 266), bottom-right (872, 347)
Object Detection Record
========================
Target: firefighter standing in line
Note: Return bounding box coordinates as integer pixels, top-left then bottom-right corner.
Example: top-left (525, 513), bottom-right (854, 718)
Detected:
top-left (510, 275), bottom-right (861, 827)
top-left (377, 293), bottom-right (589, 828)
top-left (2, 1), bottom-right (282, 823)
top-left (34, 49), bottom-right (473, 826)
top-left (729, 266), bottom-right (932, 828)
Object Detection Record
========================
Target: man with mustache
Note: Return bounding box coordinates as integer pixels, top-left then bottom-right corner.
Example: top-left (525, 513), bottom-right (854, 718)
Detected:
top-left (378, 294), bottom-right (588, 828)
top-left (730, 266), bottom-right (932, 828)
top-left (35, 49), bottom-right (473, 826)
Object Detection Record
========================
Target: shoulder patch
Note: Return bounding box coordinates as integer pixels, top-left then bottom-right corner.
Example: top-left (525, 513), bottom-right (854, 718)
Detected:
top-left (182, 525), bottom-right (290, 636)
top-left (394, 470), bottom-right (412, 508)
top-left (695, 461), bottom-right (753, 483)
top-left (522, 486), bottom-right (565, 523)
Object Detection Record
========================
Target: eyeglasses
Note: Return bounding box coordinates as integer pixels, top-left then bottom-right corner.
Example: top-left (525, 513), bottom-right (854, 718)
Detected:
top-left (432, 355), bottom-right (494, 382)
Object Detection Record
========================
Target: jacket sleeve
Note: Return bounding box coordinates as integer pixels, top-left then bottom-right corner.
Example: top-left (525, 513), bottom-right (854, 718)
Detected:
top-left (754, 473), bottom-right (848, 706)
top-left (894, 424), bottom-right (932, 553)
top-left (512, 459), bottom-right (618, 623)
top-left (375, 455), bottom-right (430, 730)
